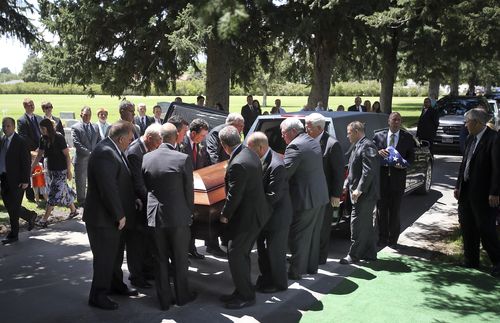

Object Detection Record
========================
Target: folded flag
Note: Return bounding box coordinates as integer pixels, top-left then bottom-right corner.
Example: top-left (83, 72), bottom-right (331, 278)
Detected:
top-left (381, 146), bottom-right (410, 167)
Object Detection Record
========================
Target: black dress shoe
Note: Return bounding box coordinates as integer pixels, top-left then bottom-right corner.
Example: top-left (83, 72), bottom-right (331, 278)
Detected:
top-left (89, 296), bottom-right (119, 310)
top-left (130, 280), bottom-right (153, 289)
top-left (287, 272), bottom-right (302, 280)
top-left (177, 291), bottom-right (198, 306)
top-left (110, 286), bottom-right (138, 296)
top-left (219, 292), bottom-right (238, 302)
top-left (339, 255), bottom-right (358, 265)
top-left (206, 246), bottom-right (227, 258)
top-left (225, 297), bottom-right (256, 310)
top-left (257, 286), bottom-right (285, 294)
top-left (189, 248), bottom-right (205, 259)
top-left (2, 236), bottom-right (19, 245)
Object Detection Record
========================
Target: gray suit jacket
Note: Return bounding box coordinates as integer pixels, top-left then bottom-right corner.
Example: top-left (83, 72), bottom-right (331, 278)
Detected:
top-left (142, 143), bottom-right (194, 228)
top-left (71, 121), bottom-right (101, 164)
top-left (284, 133), bottom-right (329, 211)
top-left (83, 137), bottom-right (136, 228)
top-left (206, 124), bottom-right (230, 164)
top-left (347, 136), bottom-right (380, 201)
top-left (320, 131), bottom-right (345, 199)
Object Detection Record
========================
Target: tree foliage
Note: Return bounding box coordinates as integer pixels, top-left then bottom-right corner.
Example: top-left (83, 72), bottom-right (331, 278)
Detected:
top-left (0, 0), bottom-right (39, 45)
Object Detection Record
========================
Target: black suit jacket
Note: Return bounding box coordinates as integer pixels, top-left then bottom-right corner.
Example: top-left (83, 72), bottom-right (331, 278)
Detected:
top-left (456, 127), bottom-right (500, 204)
top-left (262, 149), bottom-right (292, 231)
top-left (125, 138), bottom-right (148, 202)
top-left (373, 129), bottom-right (415, 170)
top-left (179, 136), bottom-right (211, 170)
top-left (83, 137), bottom-right (136, 228)
top-left (319, 132), bottom-right (345, 199)
top-left (222, 145), bottom-right (270, 239)
top-left (416, 107), bottom-right (439, 141)
top-left (17, 113), bottom-right (43, 151)
top-left (348, 105), bottom-right (367, 112)
top-left (347, 136), bottom-right (380, 200)
top-left (134, 115), bottom-right (154, 135)
top-left (241, 104), bottom-right (261, 136)
top-left (142, 143), bottom-right (194, 228)
top-left (206, 124), bottom-right (230, 164)
top-left (1, 133), bottom-right (31, 189)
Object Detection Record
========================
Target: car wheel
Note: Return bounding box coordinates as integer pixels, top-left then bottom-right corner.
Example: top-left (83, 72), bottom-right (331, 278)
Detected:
top-left (416, 160), bottom-right (432, 194)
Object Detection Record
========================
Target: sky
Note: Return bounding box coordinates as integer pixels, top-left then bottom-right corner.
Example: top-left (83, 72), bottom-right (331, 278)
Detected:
top-left (0, 37), bottom-right (32, 74)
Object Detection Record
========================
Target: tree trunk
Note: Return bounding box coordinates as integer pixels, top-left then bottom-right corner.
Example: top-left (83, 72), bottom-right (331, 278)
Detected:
top-left (485, 80), bottom-right (492, 95)
top-left (379, 31), bottom-right (400, 114)
top-left (449, 66), bottom-right (460, 96)
top-left (262, 88), bottom-right (267, 108)
top-left (428, 76), bottom-right (440, 100)
top-left (206, 38), bottom-right (230, 111)
top-left (307, 38), bottom-right (335, 109)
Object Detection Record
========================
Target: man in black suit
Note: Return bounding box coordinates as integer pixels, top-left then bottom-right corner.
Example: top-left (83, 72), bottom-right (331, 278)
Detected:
top-left (206, 113), bottom-right (245, 164)
top-left (134, 103), bottom-right (154, 135)
top-left (179, 118), bottom-right (213, 258)
top-left (341, 121), bottom-right (380, 264)
top-left (348, 96), bottom-right (367, 112)
top-left (247, 132), bottom-right (292, 293)
top-left (218, 126), bottom-right (270, 309)
top-left (166, 115), bottom-right (189, 150)
top-left (281, 118), bottom-right (329, 279)
top-left (373, 112), bottom-right (415, 246)
top-left (416, 97), bottom-right (439, 153)
top-left (142, 122), bottom-right (197, 310)
top-left (241, 95), bottom-right (260, 136)
top-left (0, 117), bottom-right (37, 245)
top-left (17, 98), bottom-right (43, 202)
top-left (41, 101), bottom-right (64, 134)
top-left (106, 100), bottom-right (141, 139)
top-left (454, 108), bottom-right (500, 278)
top-left (125, 123), bottom-right (163, 289)
top-left (305, 113), bottom-right (345, 265)
top-left (83, 121), bottom-right (139, 310)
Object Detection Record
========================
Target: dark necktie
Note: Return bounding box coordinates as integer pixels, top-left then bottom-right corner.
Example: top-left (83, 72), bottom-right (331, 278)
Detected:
top-left (0, 137), bottom-right (7, 174)
top-left (30, 116), bottom-right (40, 141)
top-left (464, 136), bottom-right (477, 182)
top-left (192, 143), bottom-right (197, 166)
top-left (84, 123), bottom-right (92, 141)
top-left (389, 133), bottom-right (395, 147)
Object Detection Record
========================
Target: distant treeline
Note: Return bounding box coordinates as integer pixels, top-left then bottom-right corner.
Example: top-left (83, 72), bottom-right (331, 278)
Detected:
top-left (0, 80), bottom-right (429, 97)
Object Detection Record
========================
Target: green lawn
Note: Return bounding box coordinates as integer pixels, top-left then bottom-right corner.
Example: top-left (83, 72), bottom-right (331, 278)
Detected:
top-left (0, 94), bottom-right (425, 124)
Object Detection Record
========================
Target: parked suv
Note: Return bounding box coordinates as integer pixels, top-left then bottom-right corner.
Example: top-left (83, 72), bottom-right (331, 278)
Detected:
top-left (433, 96), bottom-right (495, 151)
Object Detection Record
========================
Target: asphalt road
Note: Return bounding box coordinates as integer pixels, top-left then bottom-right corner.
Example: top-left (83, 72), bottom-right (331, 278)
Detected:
top-left (0, 154), bottom-right (461, 323)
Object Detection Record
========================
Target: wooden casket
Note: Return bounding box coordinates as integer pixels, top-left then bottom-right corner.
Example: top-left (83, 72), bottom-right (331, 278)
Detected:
top-left (191, 161), bottom-right (228, 240)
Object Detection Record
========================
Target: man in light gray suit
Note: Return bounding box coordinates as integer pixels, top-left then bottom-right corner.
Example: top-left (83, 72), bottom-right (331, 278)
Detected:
top-left (281, 118), bottom-right (329, 280)
top-left (341, 121), bottom-right (380, 264)
top-left (71, 106), bottom-right (101, 207)
top-left (142, 123), bottom-right (196, 310)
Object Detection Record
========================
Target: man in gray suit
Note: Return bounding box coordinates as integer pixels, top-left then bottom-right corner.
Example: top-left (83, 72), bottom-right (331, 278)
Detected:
top-left (305, 113), bottom-right (345, 265)
top-left (142, 123), bottom-right (197, 310)
top-left (71, 106), bottom-right (101, 207)
top-left (206, 113), bottom-right (245, 164)
top-left (281, 118), bottom-right (329, 279)
top-left (106, 100), bottom-right (141, 139)
top-left (218, 126), bottom-right (269, 309)
top-left (247, 132), bottom-right (292, 293)
top-left (341, 121), bottom-right (380, 264)
top-left (83, 121), bottom-right (139, 310)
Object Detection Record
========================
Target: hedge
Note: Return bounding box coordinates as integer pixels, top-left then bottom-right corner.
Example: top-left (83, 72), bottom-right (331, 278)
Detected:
top-left (0, 80), bottom-right (429, 97)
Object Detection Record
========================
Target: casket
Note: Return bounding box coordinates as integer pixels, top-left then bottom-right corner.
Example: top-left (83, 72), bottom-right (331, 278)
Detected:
top-left (191, 161), bottom-right (228, 240)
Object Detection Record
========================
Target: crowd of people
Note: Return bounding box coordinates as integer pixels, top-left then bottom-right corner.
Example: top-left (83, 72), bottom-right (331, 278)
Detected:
top-left (0, 95), bottom-right (499, 313)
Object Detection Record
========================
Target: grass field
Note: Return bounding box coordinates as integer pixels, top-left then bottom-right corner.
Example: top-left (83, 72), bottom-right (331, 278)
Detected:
top-left (0, 94), bottom-right (426, 124)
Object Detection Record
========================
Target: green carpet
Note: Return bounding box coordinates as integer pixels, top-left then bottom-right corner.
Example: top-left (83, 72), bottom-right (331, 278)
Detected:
top-left (301, 252), bottom-right (500, 323)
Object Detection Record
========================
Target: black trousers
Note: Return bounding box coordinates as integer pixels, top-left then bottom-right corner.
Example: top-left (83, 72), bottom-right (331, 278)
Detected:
top-left (349, 196), bottom-right (377, 260)
top-left (1, 178), bottom-right (33, 238)
top-left (377, 167), bottom-right (406, 244)
top-left (86, 224), bottom-right (126, 300)
top-left (319, 203), bottom-right (338, 263)
top-left (125, 225), bottom-right (155, 282)
top-left (256, 227), bottom-right (289, 290)
top-left (458, 185), bottom-right (500, 267)
top-left (152, 226), bottom-right (191, 308)
top-left (227, 223), bottom-right (261, 301)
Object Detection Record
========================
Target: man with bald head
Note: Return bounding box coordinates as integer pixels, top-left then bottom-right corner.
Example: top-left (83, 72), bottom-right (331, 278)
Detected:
top-left (142, 122), bottom-right (196, 309)
top-left (373, 112), bottom-right (415, 247)
top-left (247, 132), bottom-right (292, 293)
